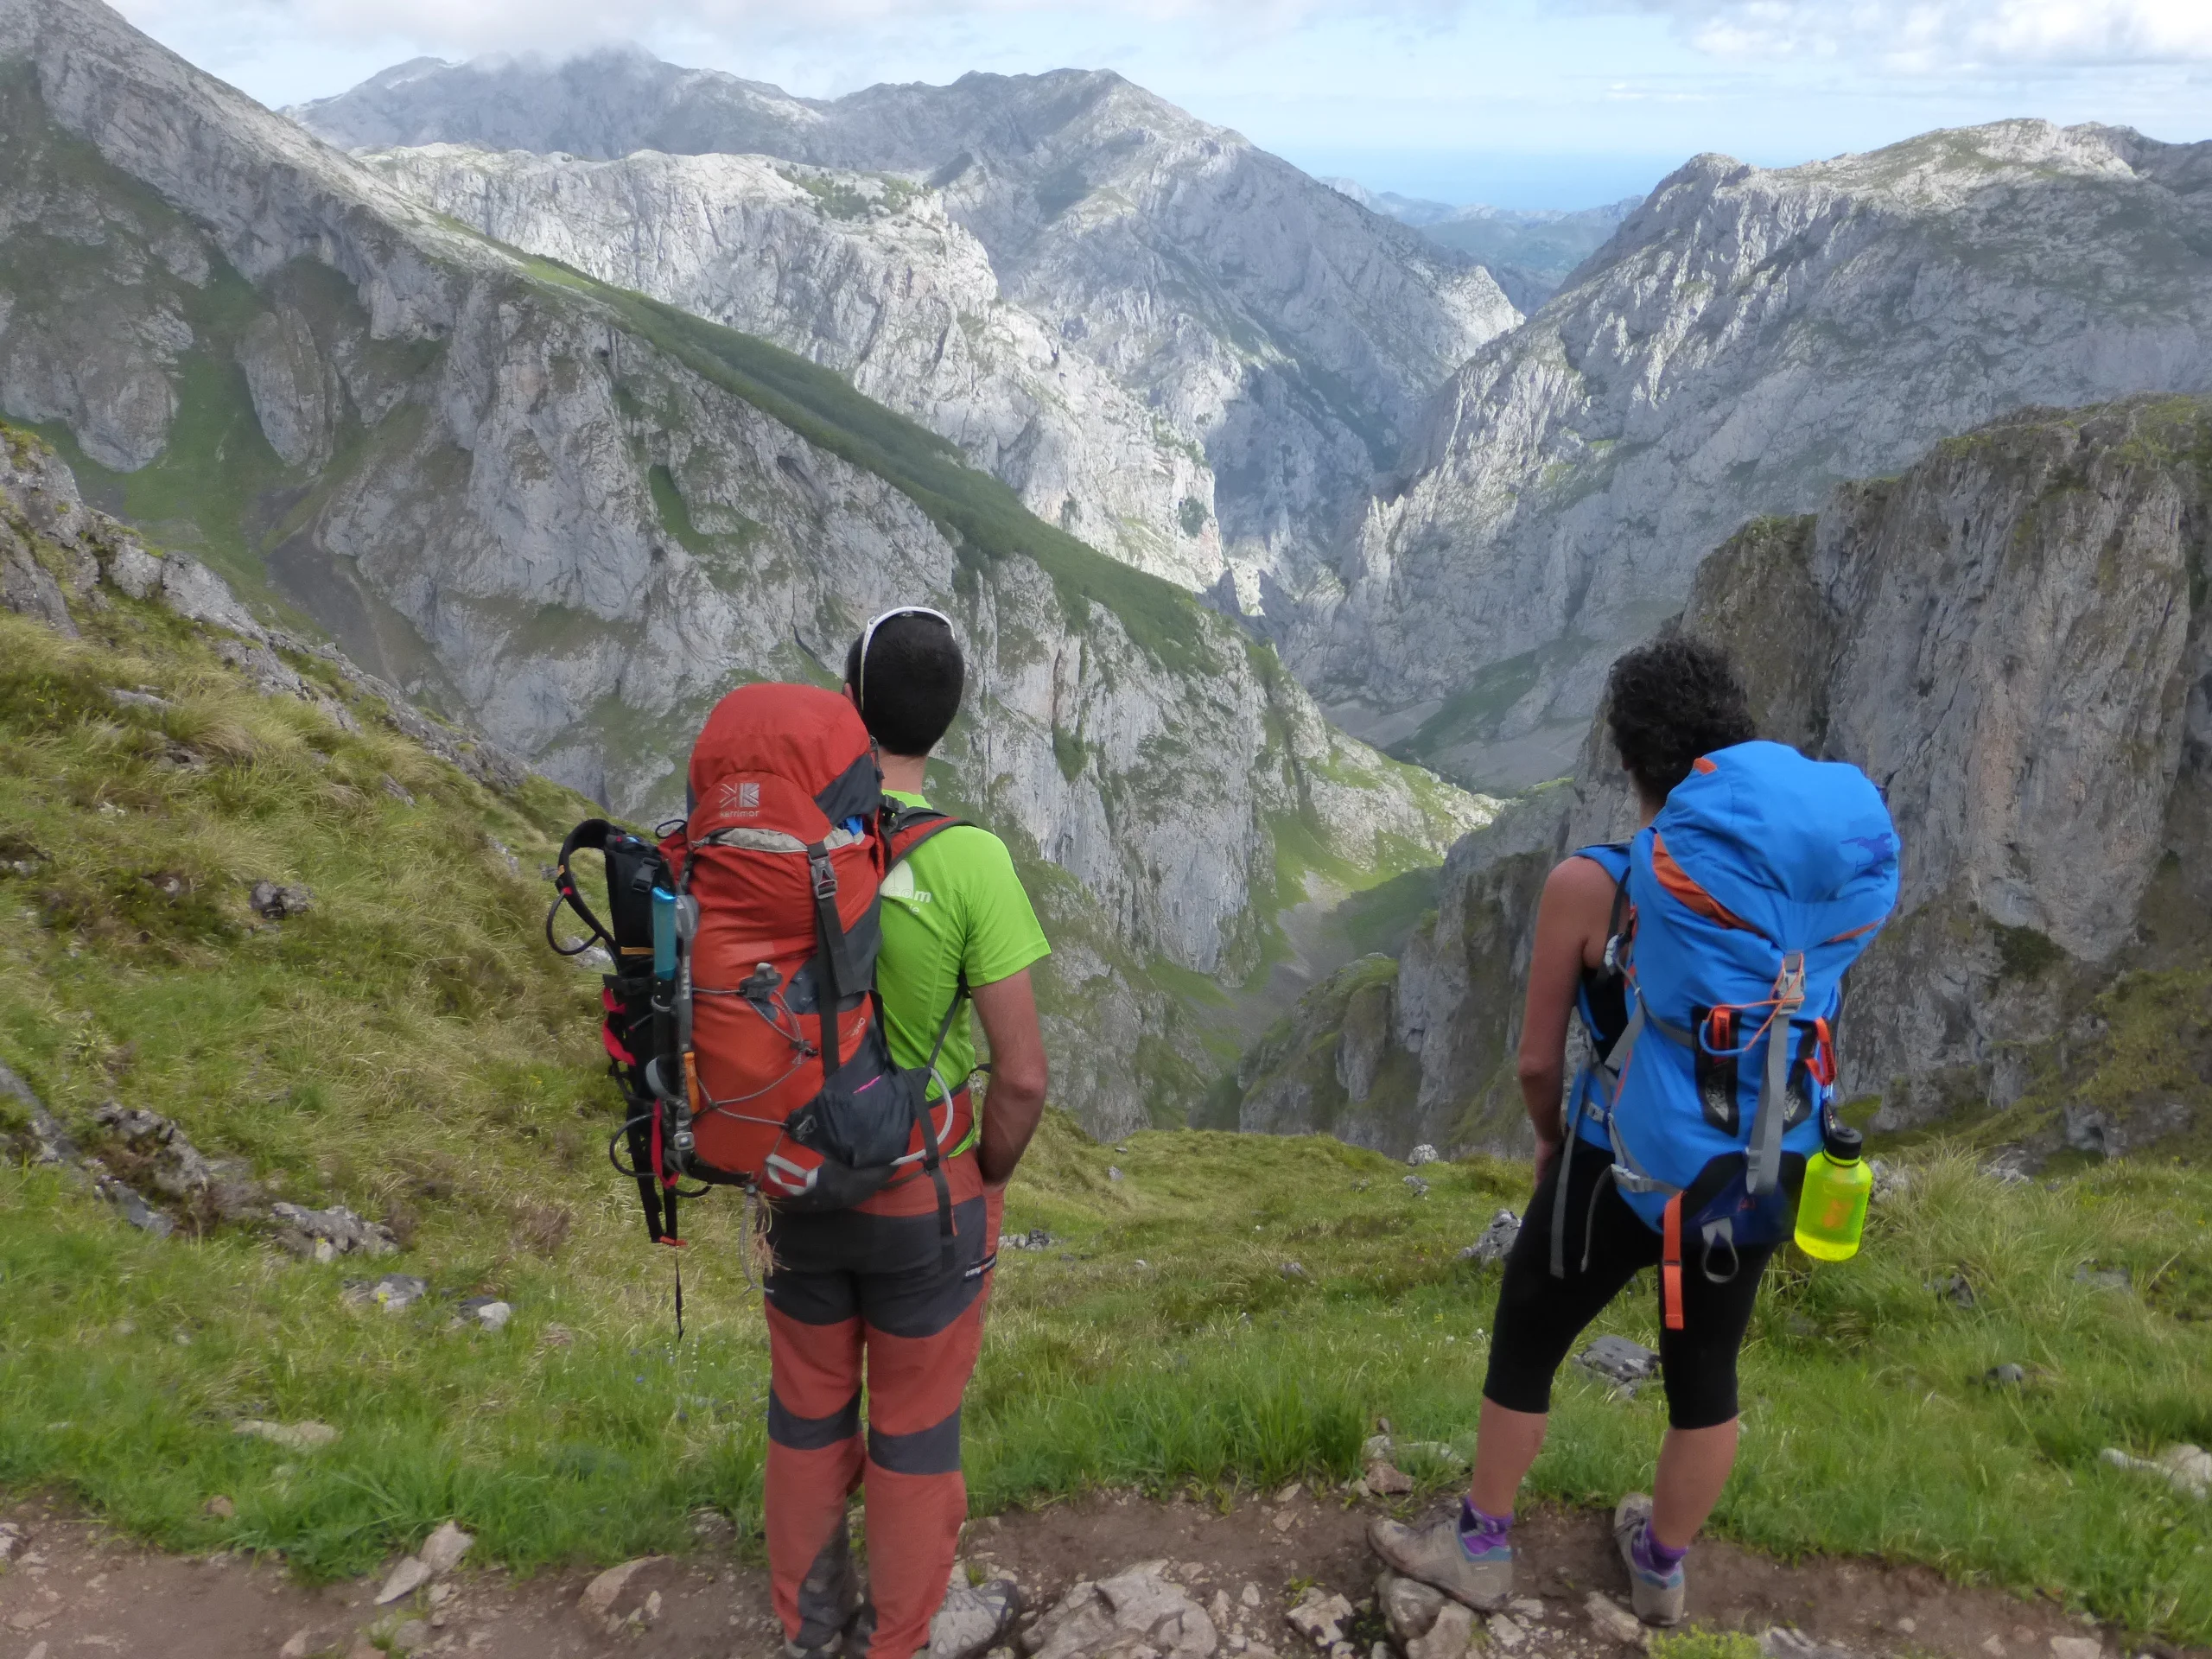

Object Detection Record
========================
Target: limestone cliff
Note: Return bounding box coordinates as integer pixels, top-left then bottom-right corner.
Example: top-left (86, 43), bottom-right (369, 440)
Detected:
top-left (289, 51), bottom-right (1522, 617)
top-left (1305, 122), bottom-right (2212, 793)
top-left (1242, 397), bottom-right (2212, 1159)
top-left (359, 143), bottom-right (1221, 591)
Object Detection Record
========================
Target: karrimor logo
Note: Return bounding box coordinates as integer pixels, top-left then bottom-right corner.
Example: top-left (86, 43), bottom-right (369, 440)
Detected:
top-left (739, 782), bottom-right (760, 810)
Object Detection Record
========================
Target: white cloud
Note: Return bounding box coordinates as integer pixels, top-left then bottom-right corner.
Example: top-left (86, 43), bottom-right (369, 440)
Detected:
top-left (147, 0), bottom-right (1469, 59)
top-left (1608, 0), bottom-right (2212, 71)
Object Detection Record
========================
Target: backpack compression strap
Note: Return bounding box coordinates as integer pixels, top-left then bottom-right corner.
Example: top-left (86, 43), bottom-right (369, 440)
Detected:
top-left (1746, 953), bottom-right (1807, 1196)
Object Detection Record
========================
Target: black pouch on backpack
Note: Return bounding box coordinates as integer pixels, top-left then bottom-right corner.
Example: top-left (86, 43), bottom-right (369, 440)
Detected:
top-left (548, 819), bottom-right (680, 1241)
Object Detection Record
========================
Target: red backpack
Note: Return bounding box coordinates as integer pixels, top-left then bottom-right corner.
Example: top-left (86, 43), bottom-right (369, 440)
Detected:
top-left (549, 684), bottom-right (969, 1255)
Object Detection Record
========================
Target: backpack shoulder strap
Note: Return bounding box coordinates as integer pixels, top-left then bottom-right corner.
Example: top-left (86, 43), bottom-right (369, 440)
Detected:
top-left (880, 806), bottom-right (979, 1083)
top-left (1572, 842), bottom-right (1633, 969)
top-left (883, 804), bottom-right (970, 870)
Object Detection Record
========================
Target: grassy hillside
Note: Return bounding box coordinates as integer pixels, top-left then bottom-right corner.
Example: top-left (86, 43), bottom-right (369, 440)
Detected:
top-left (3, 456), bottom-right (2209, 1648)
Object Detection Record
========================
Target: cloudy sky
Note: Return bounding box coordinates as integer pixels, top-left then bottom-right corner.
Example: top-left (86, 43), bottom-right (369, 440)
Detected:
top-left (116, 0), bottom-right (2212, 209)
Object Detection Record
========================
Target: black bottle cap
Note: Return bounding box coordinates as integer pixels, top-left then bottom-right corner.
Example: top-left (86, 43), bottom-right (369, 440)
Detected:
top-left (1823, 1122), bottom-right (1865, 1162)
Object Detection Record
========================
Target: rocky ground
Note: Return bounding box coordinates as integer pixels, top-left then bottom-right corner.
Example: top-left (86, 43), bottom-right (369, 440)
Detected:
top-left (0, 1486), bottom-right (2189, 1659)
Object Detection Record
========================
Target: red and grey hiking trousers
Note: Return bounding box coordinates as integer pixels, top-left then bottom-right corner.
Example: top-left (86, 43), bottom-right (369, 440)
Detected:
top-left (764, 1150), bottom-right (1001, 1659)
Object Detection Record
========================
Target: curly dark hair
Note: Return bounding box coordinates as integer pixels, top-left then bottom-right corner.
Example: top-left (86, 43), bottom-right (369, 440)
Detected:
top-left (1605, 636), bottom-right (1756, 803)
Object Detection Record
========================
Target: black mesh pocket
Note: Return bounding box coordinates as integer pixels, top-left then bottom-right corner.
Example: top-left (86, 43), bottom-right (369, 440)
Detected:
top-left (1693, 1005), bottom-right (1740, 1135)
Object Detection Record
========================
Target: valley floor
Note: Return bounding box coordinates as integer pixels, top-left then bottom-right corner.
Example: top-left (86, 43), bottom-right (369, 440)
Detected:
top-left (0, 1487), bottom-right (2181, 1659)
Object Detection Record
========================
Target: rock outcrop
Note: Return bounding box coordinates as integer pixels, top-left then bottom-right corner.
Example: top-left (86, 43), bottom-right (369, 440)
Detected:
top-left (290, 49), bottom-right (1522, 614)
top-left (1306, 121), bottom-right (2212, 791)
top-left (0, 0), bottom-right (1485, 1136)
top-left (1244, 396), bottom-right (2212, 1154)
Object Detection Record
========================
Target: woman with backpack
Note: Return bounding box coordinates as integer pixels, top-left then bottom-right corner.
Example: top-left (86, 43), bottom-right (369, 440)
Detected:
top-left (1370, 636), bottom-right (1897, 1626)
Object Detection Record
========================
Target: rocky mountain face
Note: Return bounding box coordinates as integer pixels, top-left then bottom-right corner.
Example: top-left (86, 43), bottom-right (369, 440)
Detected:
top-left (290, 50), bottom-right (1522, 619)
top-left (0, 0), bottom-right (1485, 1139)
top-left (1303, 121), bottom-right (2212, 794)
top-left (359, 143), bottom-right (1220, 590)
top-left (1241, 396), bottom-right (2212, 1160)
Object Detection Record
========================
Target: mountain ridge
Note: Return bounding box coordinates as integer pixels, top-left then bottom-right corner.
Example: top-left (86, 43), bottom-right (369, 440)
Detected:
top-left (289, 48), bottom-right (1522, 619)
top-left (1322, 180), bottom-right (1642, 308)
top-left (1299, 118), bottom-right (2212, 792)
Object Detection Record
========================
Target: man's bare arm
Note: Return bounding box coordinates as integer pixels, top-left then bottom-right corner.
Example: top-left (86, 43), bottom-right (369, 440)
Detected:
top-left (970, 968), bottom-right (1048, 1185)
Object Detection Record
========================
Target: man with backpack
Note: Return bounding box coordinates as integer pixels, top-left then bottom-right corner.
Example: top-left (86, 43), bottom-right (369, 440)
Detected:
top-left (763, 607), bottom-right (1051, 1659)
top-left (1370, 638), bottom-right (1897, 1626)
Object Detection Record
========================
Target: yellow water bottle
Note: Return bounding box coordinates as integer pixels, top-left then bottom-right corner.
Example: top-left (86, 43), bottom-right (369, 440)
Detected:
top-left (1795, 1122), bottom-right (1872, 1262)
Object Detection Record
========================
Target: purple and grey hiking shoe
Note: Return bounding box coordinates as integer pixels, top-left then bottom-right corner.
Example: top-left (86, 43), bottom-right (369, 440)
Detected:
top-left (1613, 1493), bottom-right (1688, 1626)
top-left (1367, 1501), bottom-right (1513, 1611)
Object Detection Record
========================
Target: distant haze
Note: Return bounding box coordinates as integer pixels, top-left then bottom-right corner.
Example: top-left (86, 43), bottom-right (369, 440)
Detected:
top-left (1284, 150), bottom-right (1679, 215)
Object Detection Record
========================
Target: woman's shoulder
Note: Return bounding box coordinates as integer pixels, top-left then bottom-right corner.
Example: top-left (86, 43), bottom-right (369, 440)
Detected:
top-left (1548, 848), bottom-right (1628, 894)
top-left (1542, 850), bottom-right (1627, 924)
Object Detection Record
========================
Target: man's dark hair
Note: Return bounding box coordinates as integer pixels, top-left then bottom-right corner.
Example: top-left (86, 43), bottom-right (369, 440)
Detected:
top-left (1605, 635), bottom-right (1756, 803)
top-left (845, 612), bottom-right (964, 757)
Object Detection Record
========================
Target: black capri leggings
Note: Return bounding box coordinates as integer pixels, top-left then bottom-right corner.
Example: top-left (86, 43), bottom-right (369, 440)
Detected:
top-left (1481, 1140), bottom-right (1773, 1430)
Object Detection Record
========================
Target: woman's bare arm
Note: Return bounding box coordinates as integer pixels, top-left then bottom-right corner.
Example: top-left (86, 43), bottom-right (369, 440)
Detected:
top-left (1516, 856), bottom-right (1621, 1182)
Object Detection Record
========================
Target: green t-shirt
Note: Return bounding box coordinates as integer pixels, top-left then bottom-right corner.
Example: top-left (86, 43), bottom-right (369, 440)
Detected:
top-left (878, 790), bottom-right (1051, 1100)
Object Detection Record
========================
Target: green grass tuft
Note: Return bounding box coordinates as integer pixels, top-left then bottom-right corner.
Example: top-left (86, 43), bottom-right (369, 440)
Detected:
top-left (1650, 1632), bottom-right (1765, 1659)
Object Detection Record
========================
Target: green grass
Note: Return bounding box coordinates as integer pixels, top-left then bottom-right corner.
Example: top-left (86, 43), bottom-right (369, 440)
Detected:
top-left (1650, 1633), bottom-right (1764, 1659)
top-left (1333, 867), bottom-right (1445, 960)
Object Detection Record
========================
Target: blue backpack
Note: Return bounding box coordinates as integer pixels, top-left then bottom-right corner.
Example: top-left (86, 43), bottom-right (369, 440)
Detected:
top-left (1554, 741), bottom-right (1900, 1328)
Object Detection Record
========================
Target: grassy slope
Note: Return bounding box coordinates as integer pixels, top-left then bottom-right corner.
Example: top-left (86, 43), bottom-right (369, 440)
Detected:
top-left (3, 566), bottom-right (2208, 1637)
top-left (1, 558), bottom-right (2208, 1630)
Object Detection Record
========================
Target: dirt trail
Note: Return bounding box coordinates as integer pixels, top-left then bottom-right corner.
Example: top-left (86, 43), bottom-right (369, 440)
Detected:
top-left (0, 1489), bottom-right (2191, 1659)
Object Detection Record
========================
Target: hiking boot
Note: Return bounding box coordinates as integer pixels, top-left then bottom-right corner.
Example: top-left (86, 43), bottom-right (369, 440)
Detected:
top-left (1366, 1511), bottom-right (1512, 1611)
top-left (784, 1601), bottom-right (871, 1659)
top-left (839, 1601), bottom-right (876, 1658)
top-left (929, 1577), bottom-right (1022, 1658)
top-left (1613, 1494), bottom-right (1688, 1626)
top-left (784, 1525), bottom-right (863, 1656)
